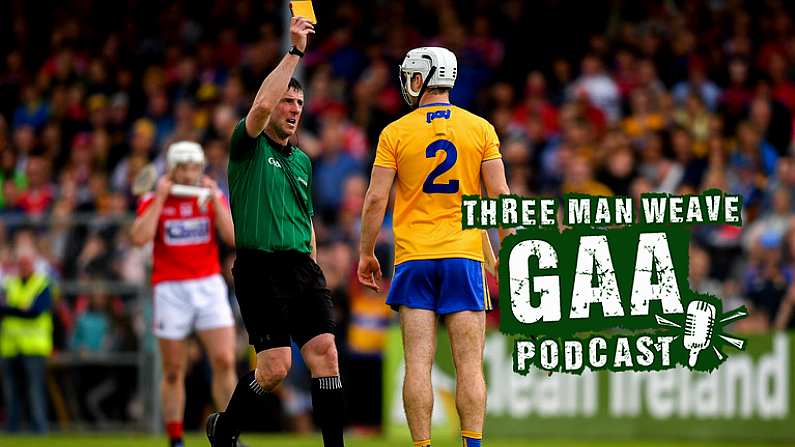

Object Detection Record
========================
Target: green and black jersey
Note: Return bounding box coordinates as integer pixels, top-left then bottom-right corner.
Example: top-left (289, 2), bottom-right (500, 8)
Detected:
top-left (228, 118), bottom-right (314, 254)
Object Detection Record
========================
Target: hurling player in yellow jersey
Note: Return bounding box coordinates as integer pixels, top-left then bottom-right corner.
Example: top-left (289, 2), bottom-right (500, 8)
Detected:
top-left (358, 47), bottom-right (511, 447)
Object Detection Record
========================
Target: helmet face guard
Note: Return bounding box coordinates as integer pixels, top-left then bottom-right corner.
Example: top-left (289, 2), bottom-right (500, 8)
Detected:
top-left (398, 67), bottom-right (418, 107)
top-left (398, 64), bottom-right (438, 108)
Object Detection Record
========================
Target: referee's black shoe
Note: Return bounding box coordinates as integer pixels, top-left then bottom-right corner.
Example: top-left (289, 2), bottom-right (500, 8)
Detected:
top-left (206, 412), bottom-right (240, 447)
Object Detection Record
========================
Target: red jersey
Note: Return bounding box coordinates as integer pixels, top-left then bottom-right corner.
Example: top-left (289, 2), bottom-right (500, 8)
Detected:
top-left (136, 192), bottom-right (225, 285)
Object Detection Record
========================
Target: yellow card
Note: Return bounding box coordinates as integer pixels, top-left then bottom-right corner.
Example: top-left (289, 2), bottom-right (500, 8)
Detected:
top-left (290, 1), bottom-right (317, 24)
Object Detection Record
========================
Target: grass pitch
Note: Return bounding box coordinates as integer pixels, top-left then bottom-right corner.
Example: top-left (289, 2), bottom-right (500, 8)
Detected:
top-left (0, 433), bottom-right (788, 447)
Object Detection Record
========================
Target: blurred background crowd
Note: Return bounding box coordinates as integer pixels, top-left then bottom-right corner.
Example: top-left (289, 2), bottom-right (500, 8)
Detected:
top-left (1, 0), bottom-right (795, 435)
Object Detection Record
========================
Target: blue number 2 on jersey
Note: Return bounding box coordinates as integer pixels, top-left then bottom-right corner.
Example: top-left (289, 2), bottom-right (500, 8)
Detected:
top-left (423, 139), bottom-right (460, 194)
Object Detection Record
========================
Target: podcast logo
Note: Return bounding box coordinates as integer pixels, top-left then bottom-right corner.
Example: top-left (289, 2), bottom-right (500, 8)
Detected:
top-left (462, 190), bottom-right (749, 374)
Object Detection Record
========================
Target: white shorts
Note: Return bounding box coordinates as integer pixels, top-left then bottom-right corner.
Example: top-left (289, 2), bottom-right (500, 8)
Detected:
top-left (153, 274), bottom-right (234, 339)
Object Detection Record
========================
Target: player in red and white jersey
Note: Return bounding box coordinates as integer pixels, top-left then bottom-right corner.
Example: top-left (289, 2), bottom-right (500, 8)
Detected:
top-left (131, 141), bottom-right (237, 447)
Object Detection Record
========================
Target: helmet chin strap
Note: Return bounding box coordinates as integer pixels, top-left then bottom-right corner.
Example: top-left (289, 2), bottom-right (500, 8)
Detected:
top-left (413, 66), bottom-right (437, 109)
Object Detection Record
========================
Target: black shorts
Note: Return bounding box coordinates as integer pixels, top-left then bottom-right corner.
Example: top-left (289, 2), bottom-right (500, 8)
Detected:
top-left (232, 248), bottom-right (335, 352)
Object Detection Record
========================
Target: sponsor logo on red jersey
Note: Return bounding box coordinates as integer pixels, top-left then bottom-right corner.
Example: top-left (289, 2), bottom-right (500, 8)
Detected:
top-left (164, 217), bottom-right (211, 245)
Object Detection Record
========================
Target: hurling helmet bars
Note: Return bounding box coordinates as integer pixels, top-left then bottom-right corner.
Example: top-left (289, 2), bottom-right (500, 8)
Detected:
top-left (399, 47), bottom-right (457, 107)
top-left (167, 141), bottom-right (205, 172)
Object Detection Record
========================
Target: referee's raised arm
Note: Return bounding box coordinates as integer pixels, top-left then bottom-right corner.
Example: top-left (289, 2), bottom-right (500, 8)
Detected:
top-left (244, 16), bottom-right (314, 138)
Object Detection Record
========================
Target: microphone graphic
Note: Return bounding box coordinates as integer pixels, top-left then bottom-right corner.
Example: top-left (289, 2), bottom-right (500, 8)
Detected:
top-left (683, 300), bottom-right (716, 367)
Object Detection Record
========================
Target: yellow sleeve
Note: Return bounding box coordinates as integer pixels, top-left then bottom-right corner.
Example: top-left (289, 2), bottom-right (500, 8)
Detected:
top-left (483, 122), bottom-right (501, 161)
top-left (373, 127), bottom-right (397, 170)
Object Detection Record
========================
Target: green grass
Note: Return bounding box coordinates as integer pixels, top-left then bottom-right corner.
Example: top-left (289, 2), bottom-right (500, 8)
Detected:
top-left (0, 434), bottom-right (790, 447)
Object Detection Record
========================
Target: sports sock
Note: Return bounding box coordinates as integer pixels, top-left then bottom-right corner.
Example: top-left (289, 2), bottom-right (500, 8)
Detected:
top-left (220, 370), bottom-right (267, 434)
top-left (166, 421), bottom-right (183, 446)
top-left (462, 430), bottom-right (482, 447)
top-left (413, 439), bottom-right (432, 447)
top-left (310, 376), bottom-right (345, 447)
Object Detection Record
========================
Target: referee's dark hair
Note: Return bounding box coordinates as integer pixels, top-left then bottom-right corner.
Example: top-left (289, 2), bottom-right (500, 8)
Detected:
top-left (288, 77), bottom-right (303, 92)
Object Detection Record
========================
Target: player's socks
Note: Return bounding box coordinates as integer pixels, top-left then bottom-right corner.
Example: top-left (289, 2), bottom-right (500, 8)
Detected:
top-left (461, 430), bottom-right (482, 447)
top-left (221, 370), bottom-right (267, 433)
top-left (413, 439), bottom-right (432, 446)
top-left (310, 376), bottom-right (345, 447)
top-left (166, 421), bottom-right (183, 447)
top-left (208, 371), bottom-right (266, 446)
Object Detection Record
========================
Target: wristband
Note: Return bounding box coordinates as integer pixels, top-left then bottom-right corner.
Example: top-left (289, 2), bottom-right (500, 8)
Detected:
top-left (289, 46), bottom-right (305, 58)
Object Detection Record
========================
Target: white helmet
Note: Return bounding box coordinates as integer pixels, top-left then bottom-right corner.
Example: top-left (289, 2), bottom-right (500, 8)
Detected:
top-left (167, 141), bottom-right (205, 171)
top-left (398, 47), bottom-right (457, 107)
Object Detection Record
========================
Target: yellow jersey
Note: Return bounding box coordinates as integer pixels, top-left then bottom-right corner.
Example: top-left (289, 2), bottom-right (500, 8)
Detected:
top-left (374, 103), bottom-right (502, 265)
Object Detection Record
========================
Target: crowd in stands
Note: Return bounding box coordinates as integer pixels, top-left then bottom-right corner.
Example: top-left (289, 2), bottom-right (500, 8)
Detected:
top-left (1, 0), bottom-right (795, 432)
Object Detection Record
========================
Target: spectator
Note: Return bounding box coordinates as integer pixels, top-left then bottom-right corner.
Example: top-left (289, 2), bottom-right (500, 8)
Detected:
top-left (0, 242), bottom-right (54, 433)
top-left (730, 121), bottom-right (778, 177)
top-left (343, 279), bottom-right (391, 431)
top-left (672, 60), bottom-right (721, 111)
top-left (622, 88), bottom-right (665, 141)
top-left (13, 85), bottom-right (49, 130)
top-left (669, 127), bottom-right (708, 189)
top-left (672, 93), bottom-right (712, 157)
top-left (16, 155), bottom-right (55, 218)
top-left (69, 287), bottom-right (127, 424)
top-left (689, 244), bottom-right (724, 298)
top-left (768, 52), bottom-right (795, 113)
top-left (313, 122), bottom-right (363, 219)
top-left (744, 231), bottom-right (792, 326)
top-left (561, 154), bottom-right (612, 196)
top-left (748, 93), bottom-right (792, 156)
top-left (11, 124), bottom-right (35, 173)
top-left (743, 187), bottom-right (793, 250)
top-left (567, 55), bottom-right (621, 124)
top-left (111, 118), bottom-right (158, 193)
top-left (719, 58), bottom-right (753, 130)
top-left (70, 287), bottom-right (116, 353)
top-left (204, 139), bottom-right (230, 197)
top-left (0, 148), bottom-right (26, 210)
top-left (512, 71), bottom-right (560, 139)
top-left (596, 142), bottom-right (636, 196)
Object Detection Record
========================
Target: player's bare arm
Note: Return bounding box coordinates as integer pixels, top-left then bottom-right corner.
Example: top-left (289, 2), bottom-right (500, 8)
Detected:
top-left (130, 176), bottom-right (172, 246)
top-left (482, 158), bottom-right (515, 242)
top-left (481, 158), bottom-right (510, 208)
top-left (202, 176), bottom-right (235, 247)
top-left (245, 17), bottom-right (314, 138)
top-left (357, 166), bottom-right (396, 292)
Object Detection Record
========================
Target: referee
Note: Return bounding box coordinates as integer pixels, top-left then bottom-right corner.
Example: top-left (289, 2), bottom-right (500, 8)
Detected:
top-left (206, 17), bottom-right (345, 447)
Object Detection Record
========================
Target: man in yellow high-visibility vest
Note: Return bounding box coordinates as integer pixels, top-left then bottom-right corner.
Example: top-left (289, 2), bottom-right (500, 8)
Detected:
top-left (0, 245), bottom-right (53, 433)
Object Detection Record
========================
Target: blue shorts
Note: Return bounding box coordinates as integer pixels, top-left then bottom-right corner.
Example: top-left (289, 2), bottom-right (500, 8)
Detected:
top-left (386, 258), bottom-right (492, 314)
